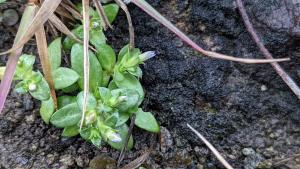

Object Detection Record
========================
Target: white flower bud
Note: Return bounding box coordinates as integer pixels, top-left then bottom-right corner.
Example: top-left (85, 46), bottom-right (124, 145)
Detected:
top-left (28, 83), bottom-right (37, 92)
top-left (139, 51), bottom-right (156, 62)
top-left (106, 130), bottom-right (122, 143)
top-left (118, 96), bottom-right (127, 102)
top-left (93, 22), bottom-right (100, 28)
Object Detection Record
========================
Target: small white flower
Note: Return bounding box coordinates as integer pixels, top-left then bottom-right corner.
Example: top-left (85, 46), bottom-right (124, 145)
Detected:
top-left (93, 22), bottom-right (100, 28)
top-left (106, 130), bottom-right (122, 143)
top-left (139, 51), bottom-right (156, 62)
top-left (28, 83), bottom-right (37, 92)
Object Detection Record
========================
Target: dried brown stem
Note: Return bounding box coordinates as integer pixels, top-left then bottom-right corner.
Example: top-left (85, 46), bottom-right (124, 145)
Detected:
top-left (187, 124), bottom-right (234, 169)
top-left (35, 26), bottom-right (58, 109)
top-left (117, 115), bottom-right (136, 167)
top-left (60, 2), bottom-right (83, 20)
top-left (114, 0), bottom-right (135, 49)
top-left (235, 0), bottom-right (300, 100)
top-left (93, 0), bottom-right (112, 30)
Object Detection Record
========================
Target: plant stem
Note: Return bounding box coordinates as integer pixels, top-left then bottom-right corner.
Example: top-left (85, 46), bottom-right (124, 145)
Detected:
top-left (80, 0), bottom-right (90, 130)
top-left (130, 0), bottom-right (289, 64)
top-left (114, 0), bottom-right (135, 49)
top-left (93, 0), bottom-right (112, 30)
top-left (235, 0), bottom-right (300, 100)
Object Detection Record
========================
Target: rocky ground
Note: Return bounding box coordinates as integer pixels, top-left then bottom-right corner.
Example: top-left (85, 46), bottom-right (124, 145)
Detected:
top-left (1, 0), bottom-right (300, 168)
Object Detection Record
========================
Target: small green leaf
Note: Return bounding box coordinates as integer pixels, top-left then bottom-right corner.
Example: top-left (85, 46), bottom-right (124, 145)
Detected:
top-left (71, 44), bottom-right (103, 94)
top-left (96, 44), bottom-right (116, 72)
top-left (117, 45), bottom-right (129, 63)
top-left (62, 125), bottom-right (79, 137)
top-left (15, 54), bottom-right (35, 78)
top-left (101, 71), bottom-right (111, 87)
top-left (63, 26), bottom-right (83, 50)
top-left (57, 96), bottom-right (77, 109)
top-left (14, 81), bottom-right (28, 94)
top-left (48, 38), bottom-right (62, 70)
top-left (62, 83), bottom-right (79, 93)
top-left (108, 124), bottom-right (133, 150)
top-left (53, 67), bottom-right (79, 90)
top-left (29, 72), bottom-right (50, 101)
top-left (99, 87), bottom-right (112, 101)
top-left (50, 103), bottom-right (81, 128)
top-left (114, 71), bottom-right (144, 104)
top-left (0, 0), bottom-right (6, 3)
top-left (76, 91), bottom-right (97, 111)
top-left (111, 88), bottom-right (140, 113)
top-left (116, 113), bottom-right (130, 127)
top-left (90, 29), bottom-right (106, 47)
top-left (104, 4), bottom-right (119, 23)
top-left (135, 109), bottom-right (160, 133)
top-left (40, 97), bottom-right (55, 124)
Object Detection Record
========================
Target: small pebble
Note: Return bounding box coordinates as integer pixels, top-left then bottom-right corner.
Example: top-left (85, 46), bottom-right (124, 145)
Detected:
top-left (59, 154), bottom-right (74, 166)
top-left (261, 85), bottom-right (267, 91)
top-left (2, 9), bottom-right (19, 26)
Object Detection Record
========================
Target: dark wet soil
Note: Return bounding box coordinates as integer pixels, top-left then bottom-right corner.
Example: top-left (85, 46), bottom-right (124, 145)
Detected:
top-left (1, 0), bottom-right (300, 169)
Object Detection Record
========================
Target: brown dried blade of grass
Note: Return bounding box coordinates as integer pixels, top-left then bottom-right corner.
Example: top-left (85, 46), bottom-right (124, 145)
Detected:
top-left (60, 1), bottom-right (83, 20)
top-left (35, 25), bottom-right (58, 109)
top-left (49, 14), bottom-right (97, 52)
top-left (0, 0), bottom-right (63, 56)
top-left (187, 124), bottom-right (234, 169)
top-left (0, 4), bottom-right (38, 113)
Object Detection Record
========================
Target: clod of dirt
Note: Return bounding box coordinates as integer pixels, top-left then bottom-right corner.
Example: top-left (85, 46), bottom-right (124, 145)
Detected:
top-left (88, 155), bottom-right (116, 169)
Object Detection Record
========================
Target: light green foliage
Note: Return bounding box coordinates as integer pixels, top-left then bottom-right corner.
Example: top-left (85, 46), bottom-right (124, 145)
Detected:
top-left (12, 3), bottom-right (159, 150)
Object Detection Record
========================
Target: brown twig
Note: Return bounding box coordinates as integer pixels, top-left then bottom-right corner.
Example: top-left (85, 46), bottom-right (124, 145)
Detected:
top-left (117, 115), bottom-right (136, 167)
top-left (235, 0), bottom-right (300, 100)
top-left (114, 0), bottom-right (135, 49)
top-left (187, 124), bottom-right (234, 169)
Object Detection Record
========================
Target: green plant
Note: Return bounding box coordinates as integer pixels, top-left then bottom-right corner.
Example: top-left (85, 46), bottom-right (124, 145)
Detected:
top-left (6, 3), bottom-right (159, 149)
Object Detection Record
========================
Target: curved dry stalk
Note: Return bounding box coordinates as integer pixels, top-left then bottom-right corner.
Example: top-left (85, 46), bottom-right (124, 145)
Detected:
top-left (0, 4), bottom-right (38, 113)
top-left (129, 0), bottom-right (289, 64)
top-left (187, 124), bottom-right (234, 169)
top-left (235, 0), bottom-right (300, 100)
top-left (0, 0), bottom-right (62, 56)
top-left (35, 26), bottom-right (58, 109)
top-left (80, 0), bottom-right (90, 130)
top-left (93, 0), bottom-right (112, 30)
top-left (114, 0), bottom-right (135, 49)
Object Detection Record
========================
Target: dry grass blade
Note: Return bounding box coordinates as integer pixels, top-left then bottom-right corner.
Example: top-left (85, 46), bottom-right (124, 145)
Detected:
top-left (187, 124), bottom-right (234, 169)
top-left (130, 0), bottom-right (290, 64)
top-left (0, 0), bottom-right (62, 56)
top-left (235, 0), bottom-right (300, 100)
top-left (114, 0), bottom-right (135, 49)
top-left (56, 5), bottom-right (75, 21)
top-left (0, 5), bottom-right (38, 113)
top-left (93, 0), bottom-right (112, 30)
top-left (80, 0), bottom-right (90, 130)
top-left (47, 21), bottom-right (59, 37)
top-left (63, 0), bottom-right (78, 10)
top-left (49, 14), bottom-right (97, 53)
top-left (49, 14), bottom-right (80, 42)
top-left (60, 2), bottom-right (83, 20)
top-left (120, 150), bottom-right (151, 169)
top-left (35, 26), bottom-right (58, 109)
